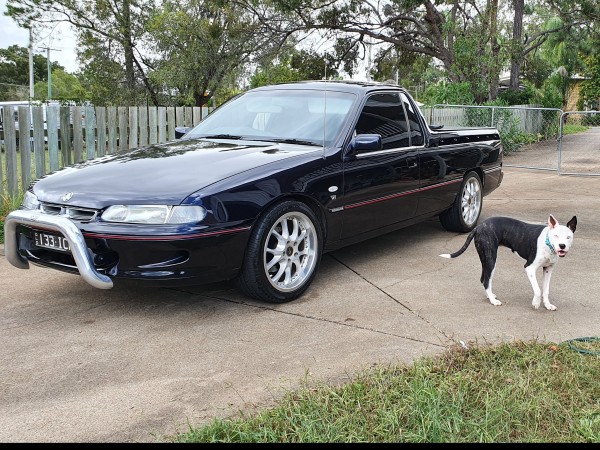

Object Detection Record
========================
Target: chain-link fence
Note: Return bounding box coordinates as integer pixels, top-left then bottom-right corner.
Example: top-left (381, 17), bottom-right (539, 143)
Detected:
top-left (423, 104), bottom-right (600, 176)
top-left (558, 111), bottom-right (600, 176)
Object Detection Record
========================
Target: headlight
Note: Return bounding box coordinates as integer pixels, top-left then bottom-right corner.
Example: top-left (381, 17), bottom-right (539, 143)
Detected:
top-left (22, 191), bottom-right (40, 210)
top-left (101, 205), bottom-right (206, 224)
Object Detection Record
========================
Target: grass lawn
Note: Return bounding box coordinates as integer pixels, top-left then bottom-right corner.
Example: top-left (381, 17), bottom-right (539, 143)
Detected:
top-left (173, 340), bottom-right (600, 443)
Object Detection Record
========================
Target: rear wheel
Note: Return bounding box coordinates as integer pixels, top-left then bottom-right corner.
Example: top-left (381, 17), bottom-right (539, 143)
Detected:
top-left (439, 172), bottom-right (482, 232)
top-left (236, 200), bottom-right (323, 303)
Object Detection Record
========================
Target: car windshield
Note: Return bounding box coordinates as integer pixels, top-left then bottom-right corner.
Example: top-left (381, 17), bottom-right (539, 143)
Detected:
top-left (185, 89), bottom-right (357, 147)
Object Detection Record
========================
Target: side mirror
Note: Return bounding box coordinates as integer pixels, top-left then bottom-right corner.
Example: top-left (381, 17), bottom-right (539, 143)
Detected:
top-left (175, 126), bottom-right (191, 139)
top-left (346, 134), bottom-right (382, 159)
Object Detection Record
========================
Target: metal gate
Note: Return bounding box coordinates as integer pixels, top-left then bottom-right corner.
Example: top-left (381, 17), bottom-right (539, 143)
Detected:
top-left (424, 105), bottom-right (600, 176)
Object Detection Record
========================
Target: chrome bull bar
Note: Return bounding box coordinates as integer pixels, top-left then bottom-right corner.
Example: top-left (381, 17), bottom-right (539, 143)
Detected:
top-left (4, 209), bottom-right (113, 289)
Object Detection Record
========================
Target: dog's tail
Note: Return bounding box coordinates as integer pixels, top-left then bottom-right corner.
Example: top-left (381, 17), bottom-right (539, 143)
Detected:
top-left (439, 228), bottom-right (477, 259)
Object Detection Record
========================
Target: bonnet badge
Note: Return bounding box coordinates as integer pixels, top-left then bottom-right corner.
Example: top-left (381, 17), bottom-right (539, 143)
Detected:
top-left (62, 192), bottom-right (74, 202)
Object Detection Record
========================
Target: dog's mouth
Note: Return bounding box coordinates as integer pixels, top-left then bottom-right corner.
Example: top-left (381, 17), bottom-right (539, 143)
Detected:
top-left (557, 249), bottom-right (568, 257)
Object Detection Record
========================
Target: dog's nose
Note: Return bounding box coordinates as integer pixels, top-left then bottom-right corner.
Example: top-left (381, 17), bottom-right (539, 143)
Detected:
top-left (559, 243), bottom-right (566, 249)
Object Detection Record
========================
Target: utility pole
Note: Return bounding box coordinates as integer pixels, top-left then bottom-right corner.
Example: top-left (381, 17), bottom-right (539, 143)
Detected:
top-left (366, 36), bottom-right (372, 81)
top-left (39, 46), bottom-right (60, 100)
top-left (28, 25), bottom-right (34, 100)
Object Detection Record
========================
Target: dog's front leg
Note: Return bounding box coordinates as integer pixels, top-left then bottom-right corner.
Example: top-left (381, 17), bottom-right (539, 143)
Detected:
top-left (541, 264), bottom-right (557, 311)
top-left (525, 264), bottom-right (543, 309)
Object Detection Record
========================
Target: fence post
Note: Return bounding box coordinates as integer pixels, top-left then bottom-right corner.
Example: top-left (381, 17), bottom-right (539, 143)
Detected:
top-left (85, 106), bottom-right (96, 160)
top-left (167, 107), bottom-right (176, 141)
top-left (129, 107), bottom-right (139, 150)
top-left (96, 107), bottom-right (106, 157)
top-left (137, 106), bottom-right (146, 147)
top-left (184, 107), bottom-right (193, 127)
top-left (107, 107), bottom-right (117, 154)
top-left (4, 107), bottom-right (18, 196)
top-left (175, 106), bottom-right (184, 129)
top-left (72, 106), bottom-right (83, 163)
top-left (158, 106), bottom-right (166, 143)
top-left (32, 106), bottom-right (45, 177)
top-left (17, 106), bottom-right (31, 190)
top-left (149, 107), bottom-right (158, 144)
top-left (60, 106), bottom-right (72, 166)
top-left (557, 112), bottom-right (566, 175)
top-left (193, 107), bottom-right (201, 125)
top-left (118, 107), bottom-right (128, 152)
top-left (47, 105), bottom-right (60, 171)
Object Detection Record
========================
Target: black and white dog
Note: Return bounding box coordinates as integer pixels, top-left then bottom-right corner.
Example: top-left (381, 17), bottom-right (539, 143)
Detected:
top-left (440, 215), bottom-right (577, 310)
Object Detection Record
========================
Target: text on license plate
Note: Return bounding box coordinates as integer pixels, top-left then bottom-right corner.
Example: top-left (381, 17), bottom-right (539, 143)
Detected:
top-left (33, 231), bottom-right (71, 252)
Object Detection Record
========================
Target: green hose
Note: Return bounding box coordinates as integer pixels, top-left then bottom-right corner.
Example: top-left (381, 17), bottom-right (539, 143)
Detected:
top-left (563, 337), bottom-right (600, 355)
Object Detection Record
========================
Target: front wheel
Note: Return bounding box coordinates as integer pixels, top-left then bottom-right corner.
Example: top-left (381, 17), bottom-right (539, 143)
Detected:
top-left (236, 201), bottom-right (323, 303)
top-left (439, 172), bottom-right (482, 232)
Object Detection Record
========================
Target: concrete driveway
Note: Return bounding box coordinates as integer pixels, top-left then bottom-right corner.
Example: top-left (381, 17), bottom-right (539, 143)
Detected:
top-left (1, 166), bottom-right (599, 442)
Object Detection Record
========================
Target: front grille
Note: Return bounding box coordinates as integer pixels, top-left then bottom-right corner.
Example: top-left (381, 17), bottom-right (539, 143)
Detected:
top-left (40, 202), bottom-right (98, 222)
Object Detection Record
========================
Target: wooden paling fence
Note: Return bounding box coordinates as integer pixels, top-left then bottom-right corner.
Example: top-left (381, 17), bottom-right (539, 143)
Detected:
top-left (0, 105), bottom-right (212, 197)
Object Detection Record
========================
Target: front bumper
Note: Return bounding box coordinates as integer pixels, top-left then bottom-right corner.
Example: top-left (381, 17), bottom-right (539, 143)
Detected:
top-left (5, 209), bottom-right (114, 289)
top-left (5, 209), bottom-right (253, 289)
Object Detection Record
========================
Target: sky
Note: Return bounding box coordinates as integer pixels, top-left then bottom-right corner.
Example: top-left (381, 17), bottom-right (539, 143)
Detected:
top-left (0, 0), bottom-right (79, 74)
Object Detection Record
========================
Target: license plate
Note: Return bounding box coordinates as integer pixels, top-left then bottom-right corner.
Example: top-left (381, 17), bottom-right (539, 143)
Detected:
top-left (33, 231), bottom-right (71, 253)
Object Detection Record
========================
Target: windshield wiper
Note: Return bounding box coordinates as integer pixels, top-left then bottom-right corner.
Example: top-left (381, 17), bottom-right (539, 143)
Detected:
top-left (198, 134), bottom-right (243, 140)
top-left (269, 138), bottom-right (320, 146)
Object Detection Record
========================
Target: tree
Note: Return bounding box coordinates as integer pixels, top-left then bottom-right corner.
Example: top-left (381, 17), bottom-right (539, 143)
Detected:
top-left (0, 44), bottom-right (63, 84)
top-left (0, 44), bottom-right (63, 100)
top-left (236, 0), bottom-right (593, 103)
top-left (6, 0), bottom-right (156, 104)
top-left (249, 48), bottom-right (341, 89)
top-left (146, 0), bottom-right (289, 106)
top-left (34, 67), bottom-right (89, 103)
top-left (509, 0), bottom-right (598, 92)
top-left (235, 0), bottom-right (510, 101)
top-left (579, 53), bottom-right (600, 110)
top-left (76, 29), bottom-right (149, 106)
top-left (509, 0), bottom-right (525, 91)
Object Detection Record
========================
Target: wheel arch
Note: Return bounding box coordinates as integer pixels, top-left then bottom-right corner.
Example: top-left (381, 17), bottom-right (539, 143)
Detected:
top-left (249, 193), bottom-right (329, 242)
top-left (466, 166), bottom-right (485, 188)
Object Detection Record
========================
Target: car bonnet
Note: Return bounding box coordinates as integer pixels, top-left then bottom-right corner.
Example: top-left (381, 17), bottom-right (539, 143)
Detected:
top-left (30, 138), bottom-right (320, 209)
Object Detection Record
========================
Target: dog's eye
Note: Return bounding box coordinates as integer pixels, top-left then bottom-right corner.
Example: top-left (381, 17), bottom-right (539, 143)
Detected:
top-left (567, 236), bottom-right (571, 239)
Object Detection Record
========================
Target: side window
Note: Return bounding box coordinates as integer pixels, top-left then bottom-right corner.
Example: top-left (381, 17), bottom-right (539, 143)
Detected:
top-left (400, 92), bottom-right (424, 146)
top-left (355, 92), bottom-right (409, 150)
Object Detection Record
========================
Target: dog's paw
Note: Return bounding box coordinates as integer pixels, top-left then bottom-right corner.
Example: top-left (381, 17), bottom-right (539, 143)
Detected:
top-left (544, 302), bottom-right (557, 311)
top-left (488, 295), bottom-right (502, 306)
top-left (532, 296), bottom-right (542, 309)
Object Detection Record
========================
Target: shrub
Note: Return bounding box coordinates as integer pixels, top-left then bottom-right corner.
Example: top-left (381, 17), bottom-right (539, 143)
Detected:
top-left (422, 82), bottom-right (475, 106)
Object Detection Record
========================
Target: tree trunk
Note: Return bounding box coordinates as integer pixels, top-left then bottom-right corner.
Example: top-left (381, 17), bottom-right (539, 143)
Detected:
top-left (509, 0), bottom-right (524, 90)
top-left (489, 0), bottom-right (500, 100)
top-left (122, 0), bottom-right (136, 104)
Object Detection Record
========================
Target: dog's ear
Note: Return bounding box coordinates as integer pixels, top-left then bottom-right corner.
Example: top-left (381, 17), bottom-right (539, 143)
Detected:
top-left (567, 216), bottom-right (577, 233)
top-left (548, 215), bottom-right (558, 229)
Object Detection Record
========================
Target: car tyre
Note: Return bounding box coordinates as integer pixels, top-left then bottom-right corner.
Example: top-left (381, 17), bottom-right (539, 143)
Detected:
top-left (439, 172), bottom-right (482, 232)
top-left (236, 200), bottom-right (323, 303)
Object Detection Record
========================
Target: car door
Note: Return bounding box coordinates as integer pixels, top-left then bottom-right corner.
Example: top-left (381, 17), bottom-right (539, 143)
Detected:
top-left (341, 91), bottom-right (420, 240)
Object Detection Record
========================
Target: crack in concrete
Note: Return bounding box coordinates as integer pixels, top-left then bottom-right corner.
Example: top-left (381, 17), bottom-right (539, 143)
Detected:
top-left (328, 253), bottom-right (458, 344)
top-left (167, 286), bottom-right (448, 350)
